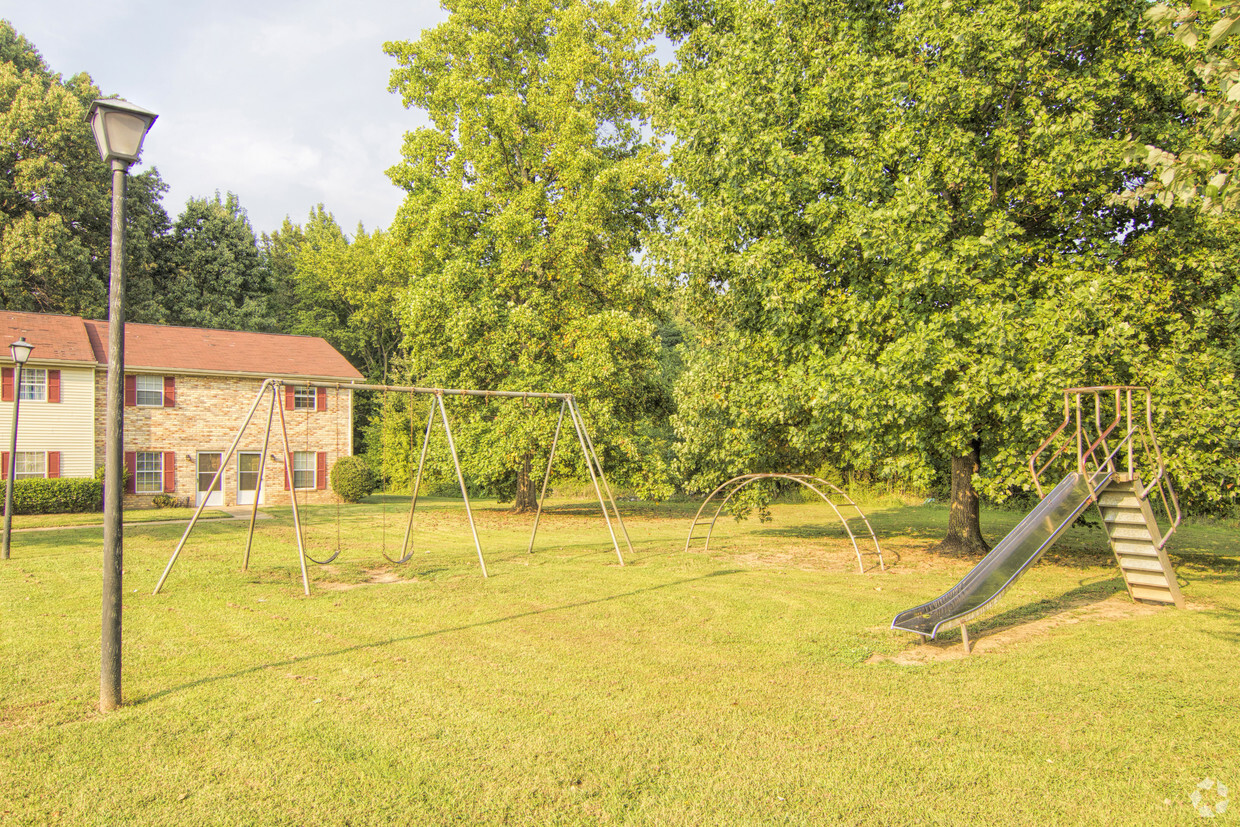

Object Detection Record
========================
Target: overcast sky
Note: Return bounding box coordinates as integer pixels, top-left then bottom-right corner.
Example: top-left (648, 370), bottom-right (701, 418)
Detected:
top-left (7, 1), bottom-right (452, 237)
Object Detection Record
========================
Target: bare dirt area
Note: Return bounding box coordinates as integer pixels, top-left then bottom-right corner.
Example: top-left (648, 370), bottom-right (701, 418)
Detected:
top-left (318, 568), bottom-right (415, 591)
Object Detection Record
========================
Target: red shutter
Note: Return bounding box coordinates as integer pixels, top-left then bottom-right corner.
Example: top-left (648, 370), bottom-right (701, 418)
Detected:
top-left (164, 376), bottom-right (176, 408)
top-left (124, 452), bottom-right (136, 494)
top-left (1, 451), bottom-right (7, 479)
top-left (47, 370), bottom-right (61, 403)
top-left (1, 367), bottom-right (11, 402)
top-left (317, 387), bottom-right (327, 412)
top-left (47, 451), bottom-right (60, 478)
top-left (163, 451), bottom-right (176, 492)
top-left (283, 456), bottom-right (291, 490)
top-left (124, 375), bottom-right (136, 406)
top-left (285, 386), bottom-right (295, 411)
top-left (316, 452), bottom-right (327, 490)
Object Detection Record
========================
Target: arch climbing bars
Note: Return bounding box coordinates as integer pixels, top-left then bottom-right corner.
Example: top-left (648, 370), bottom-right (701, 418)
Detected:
top-left (683, 473), bottom-right (884, 573)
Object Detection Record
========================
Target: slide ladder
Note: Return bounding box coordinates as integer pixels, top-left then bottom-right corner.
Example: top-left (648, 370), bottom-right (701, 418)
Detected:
top-left (1097, 477), bottom-right (1183, 607)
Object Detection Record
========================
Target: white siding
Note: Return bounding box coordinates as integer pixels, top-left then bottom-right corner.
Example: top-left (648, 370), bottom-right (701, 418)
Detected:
top-left (0, 366), bottom-right (95, 477)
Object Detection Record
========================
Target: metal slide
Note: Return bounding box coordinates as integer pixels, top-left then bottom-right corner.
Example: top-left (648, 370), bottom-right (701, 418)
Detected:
top-left (891, 471), bottom-right (1111, 638)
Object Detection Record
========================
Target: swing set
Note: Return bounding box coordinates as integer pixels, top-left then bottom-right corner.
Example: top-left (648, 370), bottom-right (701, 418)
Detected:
top-left (153, 378), bottom-right (633, 596)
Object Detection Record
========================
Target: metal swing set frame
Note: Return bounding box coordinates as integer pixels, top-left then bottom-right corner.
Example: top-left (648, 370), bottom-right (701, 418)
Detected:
top-left (153, 378), bottom-right (633, 596)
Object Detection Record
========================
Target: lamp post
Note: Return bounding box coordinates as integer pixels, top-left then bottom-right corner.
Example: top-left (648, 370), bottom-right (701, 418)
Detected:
top-left (87, 98), bottom-right (157, 712)
top-left (2, 336), bottom-right (34, 560)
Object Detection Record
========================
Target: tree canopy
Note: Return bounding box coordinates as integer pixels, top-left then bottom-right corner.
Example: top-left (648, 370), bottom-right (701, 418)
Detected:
top-left (383, 0), bottom-right (671, 508)
top-left (656, 0), bottom-right (1240, 541)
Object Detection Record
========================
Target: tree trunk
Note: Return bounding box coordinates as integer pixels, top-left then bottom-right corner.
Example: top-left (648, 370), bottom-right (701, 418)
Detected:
top-left (512, 452), bottom-right (538, 513)
top-left (932, 438), bottom-right (990, 557)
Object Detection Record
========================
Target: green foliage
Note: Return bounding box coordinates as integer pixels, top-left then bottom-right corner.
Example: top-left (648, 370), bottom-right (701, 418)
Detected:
top-left (0, 21), bottom-right (172, 320)
top-left (329, 455), bottom-right (379, 503)
top-left (280, 206), bottom-right (406, 381)
top-left (383, 0), bottom-right (673, 504)
top-left (1127, 1), bottom-right (1240, 213)
top-left (5, 476), bottom-right (102, 515)
top-left (656, 0), bottom-right (1239, 512)
top-left (160, 192), bottom-right (277, 332)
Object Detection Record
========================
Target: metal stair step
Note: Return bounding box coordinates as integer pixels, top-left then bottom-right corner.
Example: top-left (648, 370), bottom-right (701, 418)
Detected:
top-left (1124, 570), bottom-right (1171, 588)
top-left (1118, 555), bottom-right (1166, 573)
top-left (1098, 493), bottom-right (1141, 509)
top-left (1101, 509), bottom-right (1147, 525)
top-left (1112, 540), bottom-right (1159, 557)
top-left (1108, 525), bottom-right (1155, 541)
top-left (1131, 585), bottom-right (1178, 604)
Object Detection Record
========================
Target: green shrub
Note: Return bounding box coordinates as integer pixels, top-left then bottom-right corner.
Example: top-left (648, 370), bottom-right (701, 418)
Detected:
top-left (151, 494), bottom-right (177, 509)
top-left (330, 455), bottom-right (378, 503)
top-left (4, 477), bottom-right (103, 515)
top-left (93, 464), bottom-right (132, 491)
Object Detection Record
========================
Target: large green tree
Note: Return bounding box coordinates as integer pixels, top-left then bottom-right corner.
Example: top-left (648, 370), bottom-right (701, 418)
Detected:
top-left (159, 192), bottom-right (277, 332)
top-left (0, 20), bottom-right (171, 319)
top-left (384, 0), bottom-right (670, 509)
top-left (658, 0), bottom-right (1237, 550)
top-left (281, 206), bottom-right (405, 382)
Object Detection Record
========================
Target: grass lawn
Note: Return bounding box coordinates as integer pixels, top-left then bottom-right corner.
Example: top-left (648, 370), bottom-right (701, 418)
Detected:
top-left (10, 507), bottom-right (233, 530)
top-left (0, 493), bottom-right (1236, 825)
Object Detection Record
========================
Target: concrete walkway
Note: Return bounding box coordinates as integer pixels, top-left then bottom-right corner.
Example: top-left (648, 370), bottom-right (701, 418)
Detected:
top-left (12, 506), bottom-right (273, 533)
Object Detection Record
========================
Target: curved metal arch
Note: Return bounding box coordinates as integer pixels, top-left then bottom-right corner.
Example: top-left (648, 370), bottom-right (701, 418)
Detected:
top-left (684, 473), bottom-right (884, 573)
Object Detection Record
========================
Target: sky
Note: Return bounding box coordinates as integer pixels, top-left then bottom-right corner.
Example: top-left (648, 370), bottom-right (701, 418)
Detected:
top-left (6, 0), bottom-right (452, 237)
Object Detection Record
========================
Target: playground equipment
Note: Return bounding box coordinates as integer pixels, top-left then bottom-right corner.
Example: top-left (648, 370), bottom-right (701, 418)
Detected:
top-left (684, 473), bottom-right (884, 573)
top-left (892, 386), bottom-right (1184, 653)
top-left (154, 378), bottom-right (632, 596)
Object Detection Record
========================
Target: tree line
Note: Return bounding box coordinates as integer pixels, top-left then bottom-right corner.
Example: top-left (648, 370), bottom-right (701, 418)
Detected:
top-left (3, 2), bottom-right (1238, 545)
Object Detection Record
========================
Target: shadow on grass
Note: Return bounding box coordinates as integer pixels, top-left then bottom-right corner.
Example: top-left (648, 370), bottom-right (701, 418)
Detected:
top-left (133, 569), bottom-right (744, 705)
top-left (936, 578), bottom-right (1128, 644)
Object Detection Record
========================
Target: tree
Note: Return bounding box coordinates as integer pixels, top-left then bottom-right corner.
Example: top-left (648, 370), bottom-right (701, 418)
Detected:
top-left (160, 192), bottom-right (277, 332)
top-left (0, 20), bottom-right (172, 319)
top-left (284, 206), bottom-right (405, 382)
top-left (384, 0), bottom-right (670, 510)
top-left (1127, 1), bottom-right (1240, 212)
top-left (657, 0), bottom-right (1229, 552)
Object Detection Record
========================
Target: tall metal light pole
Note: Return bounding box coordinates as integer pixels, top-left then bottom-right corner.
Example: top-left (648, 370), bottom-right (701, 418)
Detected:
top-left (2, 336), bottom-right (34, 560)
top-left (87, 98), bottom-right (157, 713)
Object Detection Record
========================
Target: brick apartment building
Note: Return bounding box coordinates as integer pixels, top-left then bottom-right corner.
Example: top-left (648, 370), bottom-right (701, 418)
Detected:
top-left (0, 310), bottom-right (362, 508)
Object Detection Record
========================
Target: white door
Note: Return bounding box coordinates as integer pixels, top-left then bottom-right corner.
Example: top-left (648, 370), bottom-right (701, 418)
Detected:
top-left (196, 452), bottom-right (224, 506)
top-left (237, 452), bottom-right (263, 505)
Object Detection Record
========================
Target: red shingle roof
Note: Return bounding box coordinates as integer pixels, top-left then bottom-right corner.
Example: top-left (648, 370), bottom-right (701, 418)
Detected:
top-left (0, 311), bottom-right (362, 381)
top-left (0, 311), bottom-right (97, 363)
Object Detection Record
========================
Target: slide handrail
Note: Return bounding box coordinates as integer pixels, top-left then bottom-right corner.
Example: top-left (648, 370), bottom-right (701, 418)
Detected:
top-left (1028, 386), bottom-right (1180, 547)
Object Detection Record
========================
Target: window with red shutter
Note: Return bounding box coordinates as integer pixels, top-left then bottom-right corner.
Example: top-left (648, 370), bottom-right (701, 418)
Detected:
top-left (163, 376), bottom-right (175, 408)
top-left (124, 452), bottom-right (137, 493)
top-left (316, 387), bottom-right (327, 412)
top-left (124, 375), bottom-right (137, 406)
top-left (163, 451), bottom-right (176, 492)
top-left (1, 367), bottom-right (11, 403)
top-left (316, 452), bottom-right (327, 490)
top-left (1, 451), bottom-right (8, 479)
top-left (47, 370), bottom-right (60, 403)
top-left (47, 452), bottom-right (60, 478)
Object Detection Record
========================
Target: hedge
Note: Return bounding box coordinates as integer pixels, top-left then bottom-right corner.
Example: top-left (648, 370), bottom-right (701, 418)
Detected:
top-left (3, 477), bottom-right (103, 515)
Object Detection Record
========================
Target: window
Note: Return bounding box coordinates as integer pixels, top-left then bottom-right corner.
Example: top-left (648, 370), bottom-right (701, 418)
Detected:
top-left (14, 452), bottom-right (45, 480)
top-left (18, 368), bottom-right (46, 402)
top-left (293, 387), bottom-right (317, 410)
top-left (292, 451), bottom-right (316, 489)
top-left (136, 452), bottom-right (163, 494)
top-left (135, 375), bottom-right (164, 407)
